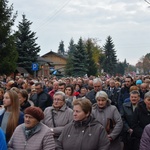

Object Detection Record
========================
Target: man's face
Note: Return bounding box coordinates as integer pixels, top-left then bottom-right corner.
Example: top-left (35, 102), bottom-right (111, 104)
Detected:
top-left (140, 84), bottom-right (147, 92)
top-left (109, 81), bottom-right (115, 88)
top-left (58, 85), bottom-right (65, 92)
top-left (24, 114), bottom-right (39, 129)
top-left (130, 94), bottom-right (140, 105)
top-left (35, 85), bottom-right (43, 94)
top-left (93, 82), bottom-right (102, 92)
top-left (125, 78), bottom-right (132, 87)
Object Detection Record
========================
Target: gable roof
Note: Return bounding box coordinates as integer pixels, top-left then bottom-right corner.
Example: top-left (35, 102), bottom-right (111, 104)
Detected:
top-left (41, 50), bottom-right (67, 60)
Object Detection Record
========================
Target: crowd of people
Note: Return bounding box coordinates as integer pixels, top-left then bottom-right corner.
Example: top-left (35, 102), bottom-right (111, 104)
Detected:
top-left (0, 74), bottom-right (150, 150)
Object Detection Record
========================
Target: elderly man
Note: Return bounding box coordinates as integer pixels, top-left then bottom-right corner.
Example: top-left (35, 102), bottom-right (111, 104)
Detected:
top-left (43, 91), bottom-right (73, 141)
top-left (8, 107), bottom-right (55, 150)
top-left (86, 78), bottom-right (103, 104)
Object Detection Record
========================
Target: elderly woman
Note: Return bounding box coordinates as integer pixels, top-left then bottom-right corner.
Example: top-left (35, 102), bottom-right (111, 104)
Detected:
top-left (140, 124), bottom-right (150, 150)
top-left (8, 106), bottom-right (55, 150)
top-left (56, 98), bottom-right (110, 150)
top-left (92, 91), bottom-right (123, 150)
top-left (43, 91), bottom-right (73, 141)
top-left (132, 91), bottom-right (150, 150)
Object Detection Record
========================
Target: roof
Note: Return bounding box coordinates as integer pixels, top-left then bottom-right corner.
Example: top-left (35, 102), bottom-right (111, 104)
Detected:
top-left (37, 56), bottom-right (54, 66)
top-left (16, 67), bottom-right (28, 74)
top-left (41, 50), bottom-right (67, 60)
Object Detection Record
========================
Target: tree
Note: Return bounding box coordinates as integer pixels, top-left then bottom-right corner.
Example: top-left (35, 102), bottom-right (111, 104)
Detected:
top-left (72, 37), bottom-right (88, 77)
top-left (85, 38), bottom-right (98, 76)
top-left (65, 38), bottom-right (76, 76)
top-left (143, 53), bottom-right (150, 74)
top-left (0, 0), bottom-right (18, 75)
top-left (15, 14), bottom-right (40, 74)
top-left (58, 40), bottom-right (65, 55)
top-left (116, 61), bottom-right (125, 75)
top-left (103, 36), bottom-right (117, 75)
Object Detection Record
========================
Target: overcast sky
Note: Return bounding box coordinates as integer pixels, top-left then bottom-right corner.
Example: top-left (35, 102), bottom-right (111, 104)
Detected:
top-left (9, 0), bottom-right (150, 65)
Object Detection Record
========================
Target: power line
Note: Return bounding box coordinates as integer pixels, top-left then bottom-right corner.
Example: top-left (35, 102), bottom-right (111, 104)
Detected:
top-left (34, 0), bottom-right (72, 32)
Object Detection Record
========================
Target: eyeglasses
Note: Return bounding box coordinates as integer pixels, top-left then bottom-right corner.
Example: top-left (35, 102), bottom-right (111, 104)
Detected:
top-left (53, 98), bottom-right (64, 102)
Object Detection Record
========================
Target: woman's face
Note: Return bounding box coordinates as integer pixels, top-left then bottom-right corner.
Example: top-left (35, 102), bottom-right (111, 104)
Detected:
top-left (3, 92), bottom-right (11, 107)
top-left (144, 97), bottom-right (150, 110)
top-left (97, 97), bottom-right (107, 108)
top-left (18, 93), bottom-right (26, 104)
top-left (73, 105), bottom-right (88, 121)
top-left (65, 87), bottom-right (72, 96)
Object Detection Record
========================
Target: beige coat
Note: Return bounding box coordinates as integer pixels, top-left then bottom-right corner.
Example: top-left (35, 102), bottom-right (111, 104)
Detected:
top-left (43, 104), bottom-right (73, 137)
top-left (92, 102), bottom-right (123, 150)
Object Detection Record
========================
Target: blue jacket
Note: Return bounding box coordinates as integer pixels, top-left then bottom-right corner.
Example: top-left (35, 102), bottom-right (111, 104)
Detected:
top-left (0, 128), bottom-right (7, 150)
top-left (0, 110), bottom-right (24, 142)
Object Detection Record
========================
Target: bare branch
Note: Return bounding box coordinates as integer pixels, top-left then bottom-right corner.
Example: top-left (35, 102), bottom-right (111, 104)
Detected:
top-left (144, 0), bottom-right (150, 5)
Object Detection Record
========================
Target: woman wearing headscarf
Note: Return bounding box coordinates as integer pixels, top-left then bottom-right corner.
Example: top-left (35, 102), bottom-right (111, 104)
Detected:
top-left (8, 106), bottom-right (55, 150)
top-left (92, 91), bottom-right (123, 150)
top-left (56, 98), bottom-right (110, 150)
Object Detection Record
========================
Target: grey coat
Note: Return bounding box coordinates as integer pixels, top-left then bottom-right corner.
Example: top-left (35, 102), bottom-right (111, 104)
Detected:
top-left (8, 122), bottom-right (55, 150)
top-left (140, 124), bottom-right (150, 150)
top-left (43, 104), bottom-right (73, 137)
top-left (92, 102), bottom-right (123, 150)
top-left (56, 115), bottom-right (110, 150)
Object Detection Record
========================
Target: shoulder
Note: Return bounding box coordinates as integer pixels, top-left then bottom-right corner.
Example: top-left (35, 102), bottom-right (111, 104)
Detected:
top-left (44, 106), bottom-right (52, 112)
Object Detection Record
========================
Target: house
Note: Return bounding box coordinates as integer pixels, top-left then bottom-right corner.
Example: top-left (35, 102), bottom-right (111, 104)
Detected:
top-left (41, 51), bottom-right (67, 76)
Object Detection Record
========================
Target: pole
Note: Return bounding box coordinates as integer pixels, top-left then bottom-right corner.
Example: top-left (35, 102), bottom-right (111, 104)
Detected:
top-left (34, 71), bottom-right (36, 78)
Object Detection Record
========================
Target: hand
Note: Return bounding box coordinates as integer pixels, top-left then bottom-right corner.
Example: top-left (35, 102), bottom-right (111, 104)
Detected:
top-left (128, 128), bottom-right (133, 136)
top-left (50, 128), bottom-right (54, 135)
top-left (107, 135), bottom-right (113, 141)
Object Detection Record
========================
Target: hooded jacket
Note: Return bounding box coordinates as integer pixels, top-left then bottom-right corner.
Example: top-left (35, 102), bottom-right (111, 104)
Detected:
top-left (56, 115), bottom-right (110, 150)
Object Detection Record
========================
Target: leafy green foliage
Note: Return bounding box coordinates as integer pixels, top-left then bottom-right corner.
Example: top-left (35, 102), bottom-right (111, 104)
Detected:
top-left (15, 14), bottom-right (40, 74)
top-left (0, 0), bottom-right (18, 75)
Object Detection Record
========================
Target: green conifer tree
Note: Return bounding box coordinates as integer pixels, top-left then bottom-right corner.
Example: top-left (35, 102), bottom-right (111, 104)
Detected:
top-left (15, 14), bottom-right (40, 74)
top-left (85, 38), bottom-right (98, 76)
top-left (65, 38), bottom-right (76, 76)
top-left (58, 40), bottom-right (65, 55)
top-left (0, 0), bottom-right (18, 75)
top-left (103, 36), bottom-right (117, 75)
top-left (72, 37), bottom-right (88, 77)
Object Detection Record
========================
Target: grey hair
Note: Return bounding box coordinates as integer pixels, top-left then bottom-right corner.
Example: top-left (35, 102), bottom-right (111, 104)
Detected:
top-left (95, 91), bottom-right (108, 101)
top-left (93, 78), bottom-right (102, 85)
top-left (144, 91), bottom-right (150, 99)
top-left (54, 91), bottom-right (66, 101)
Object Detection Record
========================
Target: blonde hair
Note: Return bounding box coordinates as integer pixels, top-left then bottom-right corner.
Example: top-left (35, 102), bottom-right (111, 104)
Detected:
top-left (5, 90), bottom-right (20, 141)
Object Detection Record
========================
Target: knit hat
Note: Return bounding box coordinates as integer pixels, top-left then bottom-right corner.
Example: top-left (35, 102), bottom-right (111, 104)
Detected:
top-left (24, 107), bottom-right (44, 121)
top-left (136, 79), bottom-right (142, 85)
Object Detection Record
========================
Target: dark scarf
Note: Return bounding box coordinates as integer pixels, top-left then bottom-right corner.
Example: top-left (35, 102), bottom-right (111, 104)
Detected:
top-left (24, 124), bottom-right (38, 139)
top-left (74, 115), bottom-right (91, 128)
